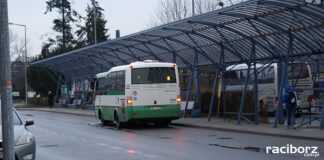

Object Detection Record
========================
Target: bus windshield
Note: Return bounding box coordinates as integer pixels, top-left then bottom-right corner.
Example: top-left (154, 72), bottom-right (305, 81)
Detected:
top-left (287, 64), bottom-right (310, 79)
top-left (132, 67), bottom-right (176, 84)
top-left (224, 66), bottom-right (275, 85)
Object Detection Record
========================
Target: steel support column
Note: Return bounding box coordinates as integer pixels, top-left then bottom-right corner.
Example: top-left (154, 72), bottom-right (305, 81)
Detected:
top-left (208, 43), bottom-right (224, 121)
top-left (55, 74), bottom-right (62, 105)
top-left (274, 31), bottom-right (293, 128)
top-left (237, 42), bottom-right (254, 125)
top-left (183, 56), bottom-right (196, 118)
top-left (274, 59), bottom-right (288, 127)
top-left (252, 41), bottom-right (259, 125)
top-left (192, 52), bottom-right (201, 118)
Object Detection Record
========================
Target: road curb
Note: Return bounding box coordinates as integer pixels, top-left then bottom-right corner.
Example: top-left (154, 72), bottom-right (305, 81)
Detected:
top-left (171, 122), bottom-right (324, 142)
top-left (17, 108), bottom-right (324, 141)
top-left (16, 108), bottom-right (94, 117)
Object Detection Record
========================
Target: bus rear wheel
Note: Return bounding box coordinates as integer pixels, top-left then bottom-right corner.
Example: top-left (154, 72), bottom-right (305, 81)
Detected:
top-left (98, 111), bottom-right (111, 126)
top-left (114, 112), bottom-right (123, 129)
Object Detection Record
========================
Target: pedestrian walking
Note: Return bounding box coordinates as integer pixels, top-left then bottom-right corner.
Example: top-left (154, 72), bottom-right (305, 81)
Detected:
top-left (283, 85), bottom-right (298, 129)
top-left (48, 90), bottom-right (54, 108)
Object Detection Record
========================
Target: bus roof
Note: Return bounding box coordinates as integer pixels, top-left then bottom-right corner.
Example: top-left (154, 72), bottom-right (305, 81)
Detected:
top-left (226, 62), bottom-right (309, 71)
top-left (226, 63), bottom-right (268, 71)
top-left (96, 60), bottom-right (176, 78)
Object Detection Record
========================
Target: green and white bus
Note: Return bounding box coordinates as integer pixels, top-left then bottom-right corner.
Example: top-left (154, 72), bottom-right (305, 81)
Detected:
top-left (94, 60), bottom-right (181, 128)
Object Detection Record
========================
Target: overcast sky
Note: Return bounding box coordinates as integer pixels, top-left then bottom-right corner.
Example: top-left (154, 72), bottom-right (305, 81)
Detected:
top-left (8, 0), bottom-right (159, 56)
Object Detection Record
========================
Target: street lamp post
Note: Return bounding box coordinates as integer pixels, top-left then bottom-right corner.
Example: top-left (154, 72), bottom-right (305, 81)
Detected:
top-left (91, 0), bottom-right (97, 44)
top-left (8, 22), bottom-right (28, 105)
top-left (192, 0), bottom-right (195, 16)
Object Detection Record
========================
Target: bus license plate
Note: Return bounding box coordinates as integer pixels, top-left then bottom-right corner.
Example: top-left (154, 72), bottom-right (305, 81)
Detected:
top-left (151, 107), bottom-right (161, 110)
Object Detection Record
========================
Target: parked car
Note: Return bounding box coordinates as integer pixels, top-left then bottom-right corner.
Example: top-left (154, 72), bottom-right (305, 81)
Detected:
top-left (0, 106), bottom-right (36, 160)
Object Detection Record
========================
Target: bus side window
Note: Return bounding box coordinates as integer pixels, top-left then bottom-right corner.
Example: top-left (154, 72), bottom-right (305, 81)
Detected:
top-left (97, 78), bottom-right (106, 95)
top-left (116, 71), bottom-right (125, 90)
top-left (110, 72), bottom-right (117, 90)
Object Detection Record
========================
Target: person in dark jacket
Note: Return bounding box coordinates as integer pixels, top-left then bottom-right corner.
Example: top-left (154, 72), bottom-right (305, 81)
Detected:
top-left (48, 90), bottom-right (54, 108)
top-left (283, 85), bottom-right (298, 129)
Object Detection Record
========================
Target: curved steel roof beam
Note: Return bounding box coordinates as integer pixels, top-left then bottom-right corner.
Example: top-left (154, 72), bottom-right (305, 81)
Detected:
top-left (259, 0), bottom-right (324, 21)
top-left (63, 67), bottom-right (96, 79)
top-left (150, 28), bottom-right (217, 65)
top-left (123, 38), bottom-right (167, 62)
top-left (110, 41), bottom-right (164, 62)
top-left (162, 27), bottom-right (244, 60)
top-left (60, 62), bottom-right (99, 74)
top-left (81, 52), bottom-right (122, 66)
top-left (45, 59), bottom-right (77, 71)
top-left (73, 58), bottom-right (102, 73)
top-left (30, 42), bottom-right (108, 65)
top-left (247, 19), bottom-right (281, 55)
top-left (95, 46), bottom-right (141, 62)
top-left (93, 45), bottom-right (141, 61)
top-left (215, 21), bottom-right (276, 57)
top-left (218, 11), bottom-right (316, 51)
top-left (211, 26), bottom-right (255, 58)
top-left (143, 43), bottom-right (167, 62)
top-left (124, 37), bottom-right (192, 67)
top-left (143, 33), bottom-right (242, 63)
top-left (97, 52), bottom-right (117, 66)
top-left (125, 47), bottom-right (143, 61)
top-left (112, 50), bottom-right (128, 64)
top-left (291, 10), bottom-right (324, 49)
top-left (203, 28), bottom-right (249, 58)
top-left (149, 42), bottom-right (192, 67)
top-left (161, 38), bottom-right (183, 64)
top-left (86, 55), bottom-right (112, 70)
top-left (186, 33), bottom-right (219, 65)
top-left (81, 51), bottom-right (117, 66)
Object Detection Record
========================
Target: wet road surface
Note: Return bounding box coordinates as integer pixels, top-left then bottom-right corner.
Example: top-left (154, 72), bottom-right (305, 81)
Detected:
top-left (18, 110), bottom-right (324, 160)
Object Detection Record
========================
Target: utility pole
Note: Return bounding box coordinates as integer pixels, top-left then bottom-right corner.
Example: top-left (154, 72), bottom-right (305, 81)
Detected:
top-left (24, 25), bottom-right (27, 105)
top-left (0, 0), bottom-right (15, 160)
top-left (92, 0), bottom-right (97, 44)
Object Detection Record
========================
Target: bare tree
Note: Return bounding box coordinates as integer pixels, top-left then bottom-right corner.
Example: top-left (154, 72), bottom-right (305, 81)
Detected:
top-left (149, 0), bottom-right (247, 27)
top-left (195, 0), bottom-right (219, 15)
top-left (152, 0), bottom-right (189, 25)
top-left (9, 31), bottom-right (31, 61)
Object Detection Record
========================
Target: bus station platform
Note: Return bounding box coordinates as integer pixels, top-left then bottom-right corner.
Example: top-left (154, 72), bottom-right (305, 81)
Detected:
top-left (16, 107), bottom-right (324, 141)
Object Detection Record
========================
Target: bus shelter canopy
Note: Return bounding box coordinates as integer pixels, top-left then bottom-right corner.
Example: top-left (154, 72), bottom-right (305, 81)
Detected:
top-left (32, 0), bottom-right (324, 80)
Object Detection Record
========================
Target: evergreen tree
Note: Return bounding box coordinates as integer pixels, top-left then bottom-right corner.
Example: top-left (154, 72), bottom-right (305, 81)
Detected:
top-left (76, 0), bottom-right (109, 46)
top-left (45, 0), bottom-right (81, 50)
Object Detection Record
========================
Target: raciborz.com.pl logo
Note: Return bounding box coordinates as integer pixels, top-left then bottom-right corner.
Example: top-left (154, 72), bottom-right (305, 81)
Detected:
top-left (266, 144), bottom-right (320, 158)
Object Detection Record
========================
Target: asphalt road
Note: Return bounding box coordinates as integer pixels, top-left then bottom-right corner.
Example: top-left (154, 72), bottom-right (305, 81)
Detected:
top-left (18, 110), bottom-right (324, 160)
